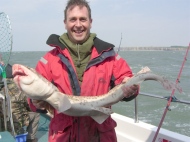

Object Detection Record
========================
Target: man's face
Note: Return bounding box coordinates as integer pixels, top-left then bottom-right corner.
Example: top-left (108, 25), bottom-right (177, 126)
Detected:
top-left (64, 6), bottom-right (92, 44)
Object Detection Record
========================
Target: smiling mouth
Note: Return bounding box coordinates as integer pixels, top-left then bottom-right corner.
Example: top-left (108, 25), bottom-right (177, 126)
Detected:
top-left (73, 29), bottom-right (84, 34)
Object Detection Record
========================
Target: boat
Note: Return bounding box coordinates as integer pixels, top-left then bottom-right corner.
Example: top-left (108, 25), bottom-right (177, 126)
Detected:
top-left (113, 92), bottom-right (190, 142)
top-left (1, 91), bottom-right (190, 142)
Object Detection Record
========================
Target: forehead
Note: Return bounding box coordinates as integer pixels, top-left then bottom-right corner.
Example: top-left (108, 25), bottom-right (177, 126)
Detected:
top-left (66, 5), bottom-right (89, 18)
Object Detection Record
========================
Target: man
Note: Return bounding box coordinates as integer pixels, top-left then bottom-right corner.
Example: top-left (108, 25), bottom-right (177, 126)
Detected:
top-left (29, 0), bottom-right (139, 141)
top-left (0, 64), bottom-right (40, 142)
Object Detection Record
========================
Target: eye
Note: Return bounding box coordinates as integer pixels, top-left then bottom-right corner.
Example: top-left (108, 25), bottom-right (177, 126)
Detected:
top-left (80, 18), bottom-right (87, 22)
top-left (69, 18), bottom-right (76, 22)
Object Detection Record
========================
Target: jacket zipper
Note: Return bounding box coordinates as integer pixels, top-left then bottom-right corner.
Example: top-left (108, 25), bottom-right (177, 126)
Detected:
top-left (76, 44), bottom-right (81, 67)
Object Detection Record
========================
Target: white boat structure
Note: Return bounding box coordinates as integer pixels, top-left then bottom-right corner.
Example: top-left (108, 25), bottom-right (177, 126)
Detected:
top-left (112, 92), bottom-right (190, 142)
top-left (113, 92), bottom-right (190, 142)
top-left (112, 113), bottom-right (190, 142)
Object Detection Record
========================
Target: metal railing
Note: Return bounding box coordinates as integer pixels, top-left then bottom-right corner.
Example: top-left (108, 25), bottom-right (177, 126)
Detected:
top-left (134, 92), bottom-right (190, 123)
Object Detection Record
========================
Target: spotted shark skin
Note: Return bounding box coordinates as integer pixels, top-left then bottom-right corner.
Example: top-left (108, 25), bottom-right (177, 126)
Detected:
top-left (12, 64), bottom-right (182, 124)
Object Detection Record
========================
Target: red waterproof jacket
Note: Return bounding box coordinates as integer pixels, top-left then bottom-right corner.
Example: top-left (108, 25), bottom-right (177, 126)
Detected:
top-left (31, 34), bottom-right (134, 142)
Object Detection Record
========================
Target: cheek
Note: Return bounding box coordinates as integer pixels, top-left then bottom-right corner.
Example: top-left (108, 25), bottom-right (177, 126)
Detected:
top-left (65, 22), bottom-right (74, 30)
top-left (64, 22), bottom-right (70, 30)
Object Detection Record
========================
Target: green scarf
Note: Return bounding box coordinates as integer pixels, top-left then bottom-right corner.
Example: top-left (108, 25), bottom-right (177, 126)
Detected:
top-left (59, 33), bottom-right (96, 84)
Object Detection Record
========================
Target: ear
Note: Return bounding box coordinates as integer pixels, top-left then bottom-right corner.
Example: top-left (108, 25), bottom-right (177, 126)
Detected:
top-left (90, 18), bottom-right (92, 28)
top-left (64, 20), bottom-right (67, 30)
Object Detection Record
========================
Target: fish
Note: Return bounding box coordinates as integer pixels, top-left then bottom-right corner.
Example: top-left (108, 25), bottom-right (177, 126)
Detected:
top-left (12, 64), bottom-right (182, 124)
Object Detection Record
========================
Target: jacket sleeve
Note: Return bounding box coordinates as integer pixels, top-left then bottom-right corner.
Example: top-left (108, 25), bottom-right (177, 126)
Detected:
top-left (112, 54), bottom-right (133, 85)
top-left (112, 53), bottom-right (139, 101)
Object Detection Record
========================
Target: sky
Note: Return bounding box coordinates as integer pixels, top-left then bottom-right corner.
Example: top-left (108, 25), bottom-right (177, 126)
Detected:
top-left (1, 0), bottom-right (190, 51)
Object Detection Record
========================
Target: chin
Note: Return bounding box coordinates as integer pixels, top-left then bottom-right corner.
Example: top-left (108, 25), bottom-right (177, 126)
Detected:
top-left (74, 38), bottom-right (86, 44)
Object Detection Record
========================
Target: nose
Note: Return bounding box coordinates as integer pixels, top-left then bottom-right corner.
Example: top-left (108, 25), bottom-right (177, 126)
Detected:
top-left (75, 20), bottom-right (82, 27)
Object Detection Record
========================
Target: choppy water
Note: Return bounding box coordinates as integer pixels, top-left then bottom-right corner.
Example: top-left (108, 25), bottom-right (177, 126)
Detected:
top-left (9, 50), bottom-right (190, 137)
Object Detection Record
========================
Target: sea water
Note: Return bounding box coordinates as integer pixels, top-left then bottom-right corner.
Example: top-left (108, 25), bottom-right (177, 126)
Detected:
top-left (9, 50), bottom-right (190, 137)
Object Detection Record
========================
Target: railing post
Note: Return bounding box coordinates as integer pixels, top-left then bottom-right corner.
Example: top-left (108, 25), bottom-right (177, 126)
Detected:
top-left (134, 97), bottom-right (139, 123)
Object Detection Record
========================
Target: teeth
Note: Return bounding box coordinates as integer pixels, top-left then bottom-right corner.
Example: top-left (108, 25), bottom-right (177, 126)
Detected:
top-left (75, 31), bottom-right (82, 33)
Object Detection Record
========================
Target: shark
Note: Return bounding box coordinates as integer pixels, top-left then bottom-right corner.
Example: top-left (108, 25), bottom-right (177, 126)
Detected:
top-left (12, 64), bottom-right (182, 124)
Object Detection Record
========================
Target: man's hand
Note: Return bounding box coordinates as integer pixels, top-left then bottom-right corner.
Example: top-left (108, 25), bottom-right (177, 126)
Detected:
top-left (32, 99), bottom-right (47, 110)
top-left (122, 77), bottom-right (139, 98)
top-left (32, 99), bottom-right (54, 114)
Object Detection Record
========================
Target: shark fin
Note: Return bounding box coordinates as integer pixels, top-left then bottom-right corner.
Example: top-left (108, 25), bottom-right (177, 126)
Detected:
top-left (54, 92), bottom-right (71, 113)
top-left (90, 107), bottom-right (113, 124)
top-left (137, 66), bottom-right (151, 74)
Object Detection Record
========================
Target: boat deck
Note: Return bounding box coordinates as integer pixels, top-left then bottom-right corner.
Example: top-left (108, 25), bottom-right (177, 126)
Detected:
top-left (36, 114), bottom-right (50, 142)
top-left (0, 113), bottom-right (50, 142)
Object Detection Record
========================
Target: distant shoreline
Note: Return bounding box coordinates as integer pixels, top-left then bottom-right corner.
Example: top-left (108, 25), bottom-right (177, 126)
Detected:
top-left (115, 46), bottom-right (187, 51)
top-left (11, 46), bottom-right (188, 52)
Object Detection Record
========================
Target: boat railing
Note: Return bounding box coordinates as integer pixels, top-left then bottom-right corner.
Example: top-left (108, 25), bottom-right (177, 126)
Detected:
top-left (134, 92), bottom-right (190, 123)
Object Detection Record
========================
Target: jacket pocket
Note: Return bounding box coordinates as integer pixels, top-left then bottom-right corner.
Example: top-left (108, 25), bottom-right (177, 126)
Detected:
top-left (50, 113), bottom-right (72, 132)
top-left (96, 116), bottom-right (117, 132)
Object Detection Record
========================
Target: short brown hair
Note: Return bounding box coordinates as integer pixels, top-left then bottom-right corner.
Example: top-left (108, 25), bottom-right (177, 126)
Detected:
top-left (64, 0), bottom-right (91, 20)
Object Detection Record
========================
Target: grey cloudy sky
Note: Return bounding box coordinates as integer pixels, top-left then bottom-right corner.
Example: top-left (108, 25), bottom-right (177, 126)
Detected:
top-left (1, 0), bottom-right (190, 51)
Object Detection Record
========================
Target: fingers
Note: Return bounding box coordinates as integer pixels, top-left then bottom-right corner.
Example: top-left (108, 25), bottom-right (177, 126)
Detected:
top-left (130, 84), bottom-right (139, 92)
top-left (122, 84), bottom-right (139, 98)
top-left (32, 99), bottom-right (46, 110)
top-left (32, 100), bottom-right (54, 114)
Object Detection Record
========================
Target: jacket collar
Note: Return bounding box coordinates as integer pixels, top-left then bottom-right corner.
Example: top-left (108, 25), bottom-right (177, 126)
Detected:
top-left (46, 34), bottom-right (115, 54)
